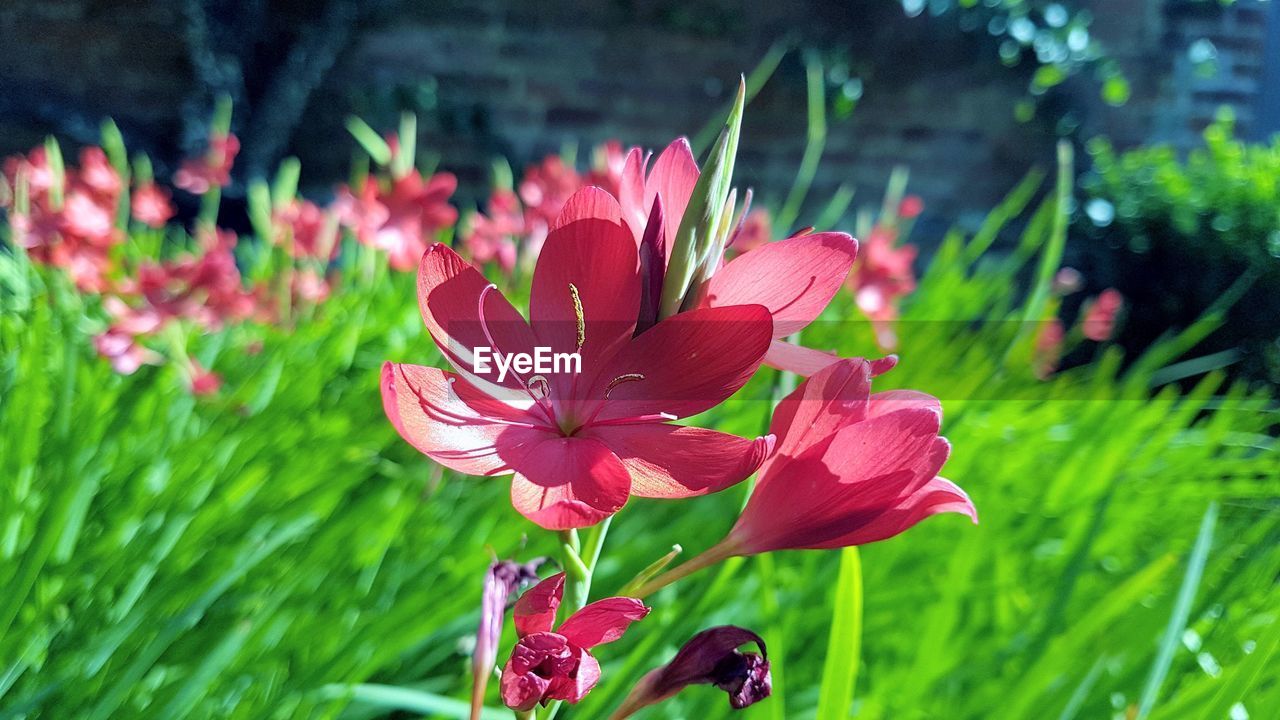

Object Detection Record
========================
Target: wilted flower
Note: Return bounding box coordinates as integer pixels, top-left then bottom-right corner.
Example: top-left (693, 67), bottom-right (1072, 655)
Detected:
top-left (500, 573), bottom-right (649, 712)
top-left (382, 187), bottom-right (773, 530)
top-left (1082, 288), bottom-right (1124, 342)
top-left (611, 626), bottom-right (771, 718)
top-left (131, 182), bottom-right (176, 228)
top-left (471, 559), bottom-right (544, 720)
top-left (175, 132), bottom-right (239, 194)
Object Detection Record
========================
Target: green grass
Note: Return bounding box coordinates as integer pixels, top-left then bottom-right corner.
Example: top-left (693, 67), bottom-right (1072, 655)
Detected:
top-left (1, 171), bottom-right (1277, 720)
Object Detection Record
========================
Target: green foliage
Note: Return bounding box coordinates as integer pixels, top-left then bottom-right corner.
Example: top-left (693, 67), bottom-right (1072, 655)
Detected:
top-left (1078, 113), bottom-right (1280, 382)
top-left (1, 167), bottom-right (1278, 720)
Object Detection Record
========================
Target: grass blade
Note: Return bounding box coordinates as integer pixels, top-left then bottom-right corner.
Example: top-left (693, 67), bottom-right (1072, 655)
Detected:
top-left (816, 547), bottom-right (863, 720)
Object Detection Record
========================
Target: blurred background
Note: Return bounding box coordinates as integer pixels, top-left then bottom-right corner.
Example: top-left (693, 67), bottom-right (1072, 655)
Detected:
top-left (4, 0), bottom-right (1280, 381)
top-left (2, 2), bottom-right (1279, 720)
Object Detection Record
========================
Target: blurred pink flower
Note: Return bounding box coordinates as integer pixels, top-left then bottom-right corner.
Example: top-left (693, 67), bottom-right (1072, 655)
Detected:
top-left (463, 188), bottom-right (521, 272)
top-left (1082, 288), bottom-right (1124, 342)
top-left (189, 362), bottom-right (223, 396)
top-left (1034, 318), bottom-right (1065, 378)
top-left (175, 132), bottom-right (239, 194)
top-left (93, 329), bottom-right (161, 375)
top-left (335, 170), bottom-right (458, 271)
top-left (274, 199), bottom-right (337, 260)
top-left (1052, 267), bottom-right (1083, 295)
top-left (898, 194), bottom-right (924, 220)
top-left (131, 182), bottom-right (176, 228)
top-left (849, 226), bottom-right (917, 350)
top-left (728, 209), bottom-right (773, 253)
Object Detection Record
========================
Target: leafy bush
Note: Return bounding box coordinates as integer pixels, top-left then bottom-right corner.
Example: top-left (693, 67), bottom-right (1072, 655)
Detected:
top-left (1077, 113), bottom-right (1280, 384)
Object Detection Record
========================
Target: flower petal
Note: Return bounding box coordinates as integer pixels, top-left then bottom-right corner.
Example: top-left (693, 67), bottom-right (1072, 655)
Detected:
top-left (585, 424), bottom-right (772, 498)
top-left (551, 185), bottom-right (624, 229)
top-left (531, 195), bottom-right (640, 375)
top-left (417, 243), bottom-right (537, 400)
top-left (618, 147), bottom-right (650, 241)
top-left (513, 573), bottom-right (565, 637)
top-left (705, 232), bottom-right (857, 336)
top-left (380, 363), bottom-right (548, 476)
top-left (510, 437), bottom-right (632, 530)
top-left (645, 138), bottom-right (699, 258)
top-left (768, 358), bottom-right (872, 461)
top-left (591, 304), bottom-right (773, 422)
top-left (545, 646), bottom-right (601, 704)
top-left (559, 597), bottom-right (650, 649)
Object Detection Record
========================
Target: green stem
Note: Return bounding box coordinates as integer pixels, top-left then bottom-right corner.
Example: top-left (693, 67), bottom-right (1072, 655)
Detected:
top-left (630, 538), bottom-right (738, 599)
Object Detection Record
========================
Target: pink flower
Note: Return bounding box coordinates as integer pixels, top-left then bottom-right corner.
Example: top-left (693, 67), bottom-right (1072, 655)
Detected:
top-left (898, 194), bottom-right (924, 220)
top-left (382, 188), bottom-right (774, 529)
top-left (189, 362), bottom-right (222, 396)
top-left (76, 147), bottom-right (122, 199)
top-left (94, 329), bottom-right (161, 375)
top-left (848, 225), bottom-right (917, 349)
top-left (1082, 288), bottom-right (1124, 342)
top-left (175, 132), bottom-right (239, 194)
top-left (500, 573), bottom-right (649, 712)
top-left (1034, 319), bottom-right (1065, 378)
top-left (1052, 267), bottom-right (1083, 295)
top-left (131, 182), bottom-right (176, 228)
top-left (274, 199), bottom-right (337, 260)
top-left (721, 358), bottom-right (975, 554)
top-left (335, 171), bottom-right (458, 271)
top-left (727, 209), bottom-right (772, 253)
top-left (463, 189), bottom-right (522, 272)
top-left (612, 140), bottom-right (859, 373)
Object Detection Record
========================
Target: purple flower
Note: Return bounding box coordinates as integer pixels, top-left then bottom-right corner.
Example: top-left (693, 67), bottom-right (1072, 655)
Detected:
top-left (471, 559), bottom-right (543, 720)
top-left (610, 626), bottom-right (771, 718)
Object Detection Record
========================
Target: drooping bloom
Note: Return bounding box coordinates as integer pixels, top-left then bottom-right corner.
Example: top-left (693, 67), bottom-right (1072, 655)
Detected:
top-left (473, 559), bottom-right (544, 720)
top-left (500, 573), bottom-right (649, 712)
top-left (1081, 288), bottom-right (1124, 342)
top-left (611, 626), bottom-right (771, 718)
top-left (131, 182), bottom-right (176, 228)
top-left (723, 358), bottom-right (975, 554)
top-left (382, 187), bottom-right (774, 529)
top-left (174, 132), bottom-right (240, 194)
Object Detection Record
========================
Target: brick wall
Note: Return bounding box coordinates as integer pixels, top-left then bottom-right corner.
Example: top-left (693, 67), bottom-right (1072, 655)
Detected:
top-left (0, 0), bottom-right (1275, 231)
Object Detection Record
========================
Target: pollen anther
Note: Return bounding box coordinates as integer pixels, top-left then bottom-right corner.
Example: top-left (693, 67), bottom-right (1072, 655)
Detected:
top-left (569, 283), bottom-right (585, 352)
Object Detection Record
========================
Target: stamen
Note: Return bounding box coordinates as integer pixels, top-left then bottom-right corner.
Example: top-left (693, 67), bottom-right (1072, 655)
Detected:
top-left (569, 282), bottom-right (585, 352)
top-left (589, 411), bottom-right (678, 428)
top-left (604, 373), bottom-right (646, 399)
top-left (528, 374), bottom-right (551, 400)
top-left (474, 284), bottom-right (558, 427)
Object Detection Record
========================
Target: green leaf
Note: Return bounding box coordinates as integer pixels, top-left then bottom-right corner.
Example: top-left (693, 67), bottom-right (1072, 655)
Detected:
top-left (346, 117), bottom-right (393, 166)
top-left (1135, 501), bottom-right (1218, 719)
top-left (816, 547), bottom-right (863, 720)
top-left (319, 683), bottom-right (509, 720)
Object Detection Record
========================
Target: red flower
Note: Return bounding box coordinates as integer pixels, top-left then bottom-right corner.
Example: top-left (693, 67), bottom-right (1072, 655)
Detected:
top-left (189, 362), bottom-right (223, 396)
top-left (131, 182), bottom-right (176, 228)
top-left (722, 358), bottom-right (975, 554)
top-left (1082, 288), bottom-right (1124, 342)
top-left (175, 132), bottom-right (239, 194)
top-left (848, 225), bottom-right (917, 349)
top-left (727, 209), bottom-right (772, 253)
top-left (463, 188), bottom-right (522, 272)
top-left (500, 573), bottom-right (648, 712)
top-left (1034, 319), bottom-right (1065, 378)
top-left (335, 171), bottom-right (458, 271)
top-left (613, 140), bottom-right (859, 374)
top-left (274, 199), bottom-right (338, 260)
top-left (382, 188), bottom-right (774, 529)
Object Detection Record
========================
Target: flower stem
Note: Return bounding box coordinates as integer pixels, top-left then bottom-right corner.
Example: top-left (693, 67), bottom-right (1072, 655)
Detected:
top-left (630, 538), bottom-right (738, 599)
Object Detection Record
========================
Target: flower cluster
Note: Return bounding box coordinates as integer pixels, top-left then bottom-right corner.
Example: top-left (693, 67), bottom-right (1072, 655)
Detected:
top-left (461, 141), bottom-right (628, 273)
top-left (382, 85), bottom-right (978, 718)
top-left (2, 114), bottom-right (459, 394)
